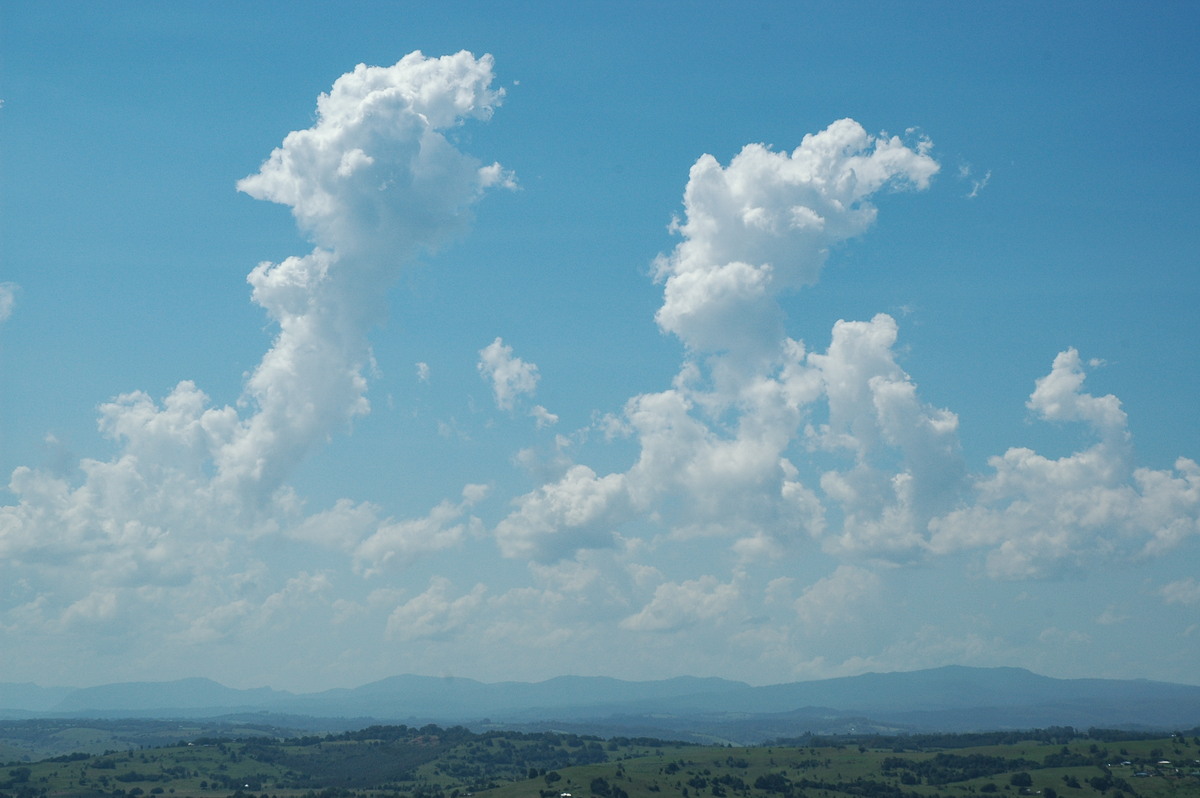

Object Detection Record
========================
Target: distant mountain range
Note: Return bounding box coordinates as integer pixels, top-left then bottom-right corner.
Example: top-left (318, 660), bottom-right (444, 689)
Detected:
top-left (3, 666), bottom-right (1198, 742)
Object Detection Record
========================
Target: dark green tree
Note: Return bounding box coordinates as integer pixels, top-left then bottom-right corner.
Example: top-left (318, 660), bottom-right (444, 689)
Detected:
top-left (1010, 772), bottom-right (1032, 788)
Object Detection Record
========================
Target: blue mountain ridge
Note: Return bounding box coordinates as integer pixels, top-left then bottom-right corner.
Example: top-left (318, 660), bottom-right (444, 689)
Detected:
top-left (2, 666), bottom-right (1197, 734)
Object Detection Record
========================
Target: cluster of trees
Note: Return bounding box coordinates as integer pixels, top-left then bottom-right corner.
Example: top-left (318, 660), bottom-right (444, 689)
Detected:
top-left (199, 724), bottom-right (628, 794)
top-left (880, 753), bottom-right (1039, 785)
top-left (0, 788), bottom-right (45, 798)
top-left (746, 772), bottom-right (918, 798)
top-left (430, 730), bottom-right (609, 787)
top-left (589, 776), bottom-right (629, 798)
top-left (0, 768), bottom-right (34, 792)
top-left (782, 725), bottom-right (1192, 752)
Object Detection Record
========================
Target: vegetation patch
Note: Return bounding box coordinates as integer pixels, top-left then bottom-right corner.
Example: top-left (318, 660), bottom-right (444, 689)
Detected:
top-left (0, 724), bottom-right (1197, 798)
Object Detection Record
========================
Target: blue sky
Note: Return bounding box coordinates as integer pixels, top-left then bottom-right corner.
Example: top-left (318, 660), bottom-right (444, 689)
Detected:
top-left (2, 1), bottom-right (1199, 693)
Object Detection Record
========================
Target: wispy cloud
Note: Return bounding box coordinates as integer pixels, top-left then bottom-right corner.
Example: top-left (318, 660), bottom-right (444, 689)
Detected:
top-left (959, 163), bottom-right (992, 198)
top-left (0, 283), bottom-right (16, 323)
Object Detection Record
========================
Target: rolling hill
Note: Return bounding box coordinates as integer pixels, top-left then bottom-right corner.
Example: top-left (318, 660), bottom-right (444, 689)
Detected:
top-left (2, 667), bottom-right (1198, 740)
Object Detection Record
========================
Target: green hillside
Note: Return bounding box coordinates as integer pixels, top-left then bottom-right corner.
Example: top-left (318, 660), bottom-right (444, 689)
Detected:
top-left (1, 725), bottom-right (1197, 798)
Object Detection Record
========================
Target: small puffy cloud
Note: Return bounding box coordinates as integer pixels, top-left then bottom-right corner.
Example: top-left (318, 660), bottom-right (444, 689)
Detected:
top-left (1028, 348), bottom-right (1127, 437)
top-left (530, 404), bottom-right (559, 428)
top-left (494, 464), bottom-right (627, 561)
top-left (478, 337), bottom-right (540, 411)
top-left (478, 161), bottom-right (519, 190)
top-left (177, 599), bottom-right (254, 645)
top-left (416, 362), bottom-right (430, 383)
top-left (620, 575), bottom-right (740, 632)
top-left (60, 589), bottom-right (120, 628)
top-left (793, 565), bottom-right (883, 631)
top-left (355, 485), bottom-right (487, 575)
top-left (385, 576), bottom-right (487, 641)
top-left (1160, 578), bottom-right (1200, 606)
top-left (288, 498), bottom-right (382, 550)
top-left (732, 531), bottom-right (785, 563)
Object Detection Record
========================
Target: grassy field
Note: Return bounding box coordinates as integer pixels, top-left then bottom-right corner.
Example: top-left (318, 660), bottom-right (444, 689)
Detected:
top-left (0, 726), bottom-right (1197, 798)
top-left (480, 734), bottom-right (1200, 798)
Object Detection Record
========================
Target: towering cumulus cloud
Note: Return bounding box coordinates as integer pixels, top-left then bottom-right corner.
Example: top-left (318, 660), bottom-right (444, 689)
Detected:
top-left (225, 51), bottom-right (512, 501)
top-left (0, 52), bottom-right (509, 669)
top-left (494, 116), bottom-right (1199, 661)
top-left (496, 121), bottom-right (947, 565)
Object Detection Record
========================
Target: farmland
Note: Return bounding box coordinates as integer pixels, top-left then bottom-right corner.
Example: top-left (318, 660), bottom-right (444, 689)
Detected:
top-left (1, 725), bottom-right (1198, 798)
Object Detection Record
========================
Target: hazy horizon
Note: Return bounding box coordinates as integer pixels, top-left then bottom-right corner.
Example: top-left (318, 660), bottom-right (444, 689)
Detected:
top-left (2, 2), bottom-right (1198, 694)
top-left (15, 663), bottom-right (1200, 695)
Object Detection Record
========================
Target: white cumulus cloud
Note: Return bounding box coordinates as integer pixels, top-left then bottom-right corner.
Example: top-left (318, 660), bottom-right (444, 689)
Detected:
top-left (1160, 578), bottom-right (1200, 606)
top-left (794, 565), bottom-right (883, 631)
top-left (620, 575), bottom-right (740, 633)
top-left (928, 352), bottom-right (1200, 578)
top-left (355, 484), bottom-right (488, 576)
top-left (478, 337), bottom-right (541, 411)
top-left (385, 576), bottom-right (487, 641)
top-left (653, 119), bottom-right (938, 357)
top-left (0, 51), bottom-right (510, 665)
top-left (494, 121), bottom-right (941, 568)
